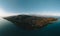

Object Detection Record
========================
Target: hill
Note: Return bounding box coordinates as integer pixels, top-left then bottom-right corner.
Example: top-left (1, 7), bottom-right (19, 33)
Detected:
top-left (3, 15), bottom-right (57, 30)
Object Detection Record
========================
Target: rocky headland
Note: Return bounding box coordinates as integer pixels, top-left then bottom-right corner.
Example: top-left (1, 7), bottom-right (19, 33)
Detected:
top-left (3, 15), bottom-right (57, 30)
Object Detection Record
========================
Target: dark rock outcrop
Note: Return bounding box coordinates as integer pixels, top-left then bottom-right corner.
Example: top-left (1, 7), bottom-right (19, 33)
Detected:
top-left (3, 15), bottom-right (57, 30)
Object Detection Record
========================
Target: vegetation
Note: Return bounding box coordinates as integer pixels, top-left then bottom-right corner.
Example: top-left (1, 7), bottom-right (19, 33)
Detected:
top-left (4, 15), bottom-right (57, 30)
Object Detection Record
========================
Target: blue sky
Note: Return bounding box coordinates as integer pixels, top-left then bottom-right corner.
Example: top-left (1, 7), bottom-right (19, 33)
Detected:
top-left (0, 0), bottom-right (60, 17)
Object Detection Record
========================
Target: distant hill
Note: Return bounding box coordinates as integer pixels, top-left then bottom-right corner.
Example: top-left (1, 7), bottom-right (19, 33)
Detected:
top-left (3, 15), bottom-right (57, 30)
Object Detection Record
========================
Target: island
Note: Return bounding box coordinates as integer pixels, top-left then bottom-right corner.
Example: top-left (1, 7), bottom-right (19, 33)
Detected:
top-left (3, 15), bottom-right (57, 30)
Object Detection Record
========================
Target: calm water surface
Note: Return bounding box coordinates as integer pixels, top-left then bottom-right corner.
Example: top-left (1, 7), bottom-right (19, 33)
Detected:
top-left (0, 17), bottom-right (60, 36)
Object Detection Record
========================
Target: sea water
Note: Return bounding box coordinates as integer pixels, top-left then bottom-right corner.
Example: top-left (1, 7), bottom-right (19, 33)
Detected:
top-left (0, 17), bottom-right (60, 36)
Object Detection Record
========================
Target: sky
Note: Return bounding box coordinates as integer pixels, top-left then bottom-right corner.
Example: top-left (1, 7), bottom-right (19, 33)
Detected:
top-left (0, 0), bottom-right (60, 17)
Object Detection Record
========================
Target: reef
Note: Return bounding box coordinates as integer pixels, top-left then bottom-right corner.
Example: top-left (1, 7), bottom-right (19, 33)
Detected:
top-left (3, 15), bottom-right (57, 30)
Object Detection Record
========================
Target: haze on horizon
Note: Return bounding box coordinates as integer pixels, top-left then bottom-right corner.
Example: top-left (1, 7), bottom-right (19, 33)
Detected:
top-left (0, 0), bottom-right (60, 17)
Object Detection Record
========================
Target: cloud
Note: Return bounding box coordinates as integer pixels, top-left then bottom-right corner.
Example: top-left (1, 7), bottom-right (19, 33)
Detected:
top-left (38, 11), bottom-right (60, 16)
top-left (0, 7), bottom-right (21, 17)
top-left (0, 7), bottom-right (60, 17)
top-left (0, 7), bottom-right (35, 17)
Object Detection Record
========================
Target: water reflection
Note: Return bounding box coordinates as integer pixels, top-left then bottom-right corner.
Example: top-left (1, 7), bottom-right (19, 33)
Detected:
top-left (0, 18), bottom-right (60, 36)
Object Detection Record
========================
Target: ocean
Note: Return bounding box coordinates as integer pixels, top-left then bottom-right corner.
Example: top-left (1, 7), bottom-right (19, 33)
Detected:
top-left (0, 17), bottom-right (60, 36)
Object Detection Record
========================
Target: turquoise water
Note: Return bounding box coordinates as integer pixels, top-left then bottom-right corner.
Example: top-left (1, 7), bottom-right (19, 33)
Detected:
top-left (0, 17), bottom-right (60, 36)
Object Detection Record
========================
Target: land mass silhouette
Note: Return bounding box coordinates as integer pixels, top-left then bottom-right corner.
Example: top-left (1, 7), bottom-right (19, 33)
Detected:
top-left (3, 15), bottom-right (57, 30)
